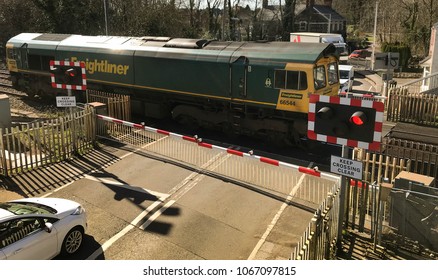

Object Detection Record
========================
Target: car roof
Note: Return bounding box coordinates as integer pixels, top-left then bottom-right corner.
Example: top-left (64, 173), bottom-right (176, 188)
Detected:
top-left (339, 65), bottom-right (353, 70)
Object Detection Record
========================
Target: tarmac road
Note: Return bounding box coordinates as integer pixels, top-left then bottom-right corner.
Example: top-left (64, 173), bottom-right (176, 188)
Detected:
top-left (1, 141), bottom-right (316, 260)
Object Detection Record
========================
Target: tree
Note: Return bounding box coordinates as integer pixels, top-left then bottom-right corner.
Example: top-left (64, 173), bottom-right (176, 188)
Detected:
top-left (32, 0), bottom-right (103, 34)
top-left (2, 0), bottom-right (438, 60)
top-left (282, 0), bottom-right (297, 40)
top-left (206, 0), bottom-right (222, 39)
top-left (0, 0), bottom-right (51, 58)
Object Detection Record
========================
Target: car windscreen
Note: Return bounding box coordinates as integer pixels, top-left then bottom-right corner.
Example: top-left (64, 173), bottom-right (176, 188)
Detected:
top-left (0, 202), bottom-right (57, 215)
top-left (339, 70), bottom-right (350, 79)
top-left (321, 37), bottom-right (343, 44)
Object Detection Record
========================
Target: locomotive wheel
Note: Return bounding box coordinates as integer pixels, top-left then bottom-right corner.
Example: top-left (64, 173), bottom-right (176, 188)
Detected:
top-left (26, 90), bottom-right (36, 98)
top-left (220, 122), bottom-right (238, 139)
top-left (176, 115), bottom-right (199, 130)
top-left (268, 131), bottom-right (287, 148)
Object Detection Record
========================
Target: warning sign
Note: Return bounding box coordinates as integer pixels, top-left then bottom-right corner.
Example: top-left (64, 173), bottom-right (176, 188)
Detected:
top-left (330, 155), bottom-right (363, 180)
top-left (56, 96), bottom-right (76, 107)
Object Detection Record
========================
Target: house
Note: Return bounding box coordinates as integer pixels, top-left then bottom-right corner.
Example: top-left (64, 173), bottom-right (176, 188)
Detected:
top-left (419, 22), bottom-right (438, 91)
top-left (233, 0), bottom-right (347, 42)
top-left (294, 0), bottom-right (346, 37)
top-left (254, 0), bottom-right (282, 40)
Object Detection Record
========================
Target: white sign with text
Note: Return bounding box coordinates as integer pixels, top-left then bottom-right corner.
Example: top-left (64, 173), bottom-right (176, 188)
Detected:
top-left (56, 96), bottom-right (76, 107)
top-left (330, 155), bottom-right (363, 180)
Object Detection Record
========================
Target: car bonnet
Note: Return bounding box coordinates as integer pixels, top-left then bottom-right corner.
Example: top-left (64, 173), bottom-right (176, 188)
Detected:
top-left (11, 197), bottom-right (81, 219)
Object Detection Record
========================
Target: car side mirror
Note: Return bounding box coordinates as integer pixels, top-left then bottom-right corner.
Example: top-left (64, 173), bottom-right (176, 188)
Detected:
top-left (44, 222), bottom-right (53, 233)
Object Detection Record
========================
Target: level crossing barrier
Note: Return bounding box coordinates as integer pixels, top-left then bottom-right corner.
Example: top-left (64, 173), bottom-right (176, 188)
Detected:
top-left (95, 114), bottom-right (340, 208)
top-left (95, 114), bottom-right (343, 259)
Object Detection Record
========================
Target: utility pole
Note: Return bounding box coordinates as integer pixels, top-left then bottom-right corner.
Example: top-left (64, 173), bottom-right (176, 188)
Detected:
top-left (222, 0), bottom-right (226, 40)
top-left (327, 14), bottom-right (332, 33)
top-left (371, 1), bottom-right (378, 70)
top-left (104, 0), bottom-right (108, 35)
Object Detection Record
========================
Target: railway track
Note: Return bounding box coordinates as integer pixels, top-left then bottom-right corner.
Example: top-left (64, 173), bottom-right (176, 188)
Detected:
top-left (0, 69), bottom-right (10, 79)
top-left (0, 69), bottom-right (13, 89)
top-left (0, 74), bottom-right (10, 80)
top-left (0, 85), bottom-right (27, 97)
top-left (0, 71), bottom-right (57, 120)
top-left (388, 122), bottom-right (438, 145)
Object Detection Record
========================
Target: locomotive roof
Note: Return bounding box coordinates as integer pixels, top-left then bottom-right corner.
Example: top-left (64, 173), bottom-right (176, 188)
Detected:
top-left (8, 33), bottom-right (336, 64)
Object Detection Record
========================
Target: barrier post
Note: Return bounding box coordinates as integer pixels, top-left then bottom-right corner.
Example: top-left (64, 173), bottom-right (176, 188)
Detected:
top-left (336, 145), bottom-right (349, 250)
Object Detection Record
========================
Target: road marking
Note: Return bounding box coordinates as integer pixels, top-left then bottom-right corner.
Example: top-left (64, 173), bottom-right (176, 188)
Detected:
top-left (119, 136), bottom-right (167, 159)
top-left (139, 200), bottom-right (176, 230)
top-left (247, 162), bottom-right (313, 260)
top-left (85, 150), bottom-right (232, 259)
top-left (83, 174), bottom-right (169, 200)
top-left (86, 199), bottom-right (163, 260)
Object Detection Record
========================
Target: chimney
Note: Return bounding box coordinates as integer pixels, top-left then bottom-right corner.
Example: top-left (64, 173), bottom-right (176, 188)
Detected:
top-left (324, 0), bottom-right (333, 7)
top-left (306, 0), bottom-right (315, 8)
top-left (263, 0), bottom-right (268, 8)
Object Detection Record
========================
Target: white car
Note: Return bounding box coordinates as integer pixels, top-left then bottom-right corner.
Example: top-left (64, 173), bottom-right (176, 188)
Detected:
top-left (0, 197), bottom-right (87, 260)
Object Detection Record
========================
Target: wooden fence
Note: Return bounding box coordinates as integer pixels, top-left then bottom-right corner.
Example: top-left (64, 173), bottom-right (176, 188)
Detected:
top-left (383, 138), bottom-right (438, 180)
top-left (353, 149), bottom-right (411, 185)
top-left (387, 87), bottom-right (438, 127)
top-left (0, 107), bottom-right (96, 176)
top-left (87, 90), bottom-right (131, 121)
top-left (354, 137), bottom-right (437, 183)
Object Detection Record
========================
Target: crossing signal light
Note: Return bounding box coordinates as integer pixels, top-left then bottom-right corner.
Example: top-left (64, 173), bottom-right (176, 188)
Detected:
top-left (350, 111), bottom-right (367, 126)
top-left (51, 65), bottom-right (83, 86)
top-left (314, 102), bottom-right (377, 143)
top-left (66, 68), bottom-right (77, 77)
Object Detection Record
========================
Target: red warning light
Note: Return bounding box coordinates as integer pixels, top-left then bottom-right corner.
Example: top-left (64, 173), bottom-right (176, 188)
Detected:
top-left (66, 68), bottom-right (77, 77)
top-left (350, 111), bottom-right (367, 126)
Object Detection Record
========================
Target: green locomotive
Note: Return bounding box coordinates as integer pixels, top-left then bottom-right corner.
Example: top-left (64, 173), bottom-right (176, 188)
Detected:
top-left (6, 33), bottom-right (340, 145)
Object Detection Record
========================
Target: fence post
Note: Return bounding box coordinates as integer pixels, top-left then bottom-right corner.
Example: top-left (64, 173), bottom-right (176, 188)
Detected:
top-left (309, 215), bottom-right (319, 260)
top-left (72, 111), bottom-right (78, 155)
top-left (0, 128), bottom-right (6, 176)
top-left (323, 194), bottom-right (332, 259)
